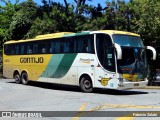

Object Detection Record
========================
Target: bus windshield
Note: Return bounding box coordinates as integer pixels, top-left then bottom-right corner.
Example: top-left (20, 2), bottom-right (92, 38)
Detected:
top-left (113, 34), bottom-right (148, 81)
top-left (113, 35), bottom-right (144, 47)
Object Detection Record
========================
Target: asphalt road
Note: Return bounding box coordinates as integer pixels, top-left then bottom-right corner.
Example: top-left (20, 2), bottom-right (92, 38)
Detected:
top-left (0, 79), bottom-right (160, 120)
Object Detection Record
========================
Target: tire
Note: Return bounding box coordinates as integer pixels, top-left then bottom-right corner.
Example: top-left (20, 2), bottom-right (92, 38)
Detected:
top-left (21, 72), bottom-right (29, 85)
top-left (80, 76), bottom-right (93, 93)
top-left (14, 73), bottom-right (21, 84)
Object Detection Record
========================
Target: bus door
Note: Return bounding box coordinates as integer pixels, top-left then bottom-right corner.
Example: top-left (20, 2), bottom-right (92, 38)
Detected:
top-left (95, 33), bottom-right (117, 88)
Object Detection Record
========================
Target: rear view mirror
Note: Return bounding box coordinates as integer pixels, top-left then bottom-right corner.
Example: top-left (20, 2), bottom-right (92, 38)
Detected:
top-left (114, 43), bottom-right (122, 60)
top-left (146, 46), bottom-right (156, 60)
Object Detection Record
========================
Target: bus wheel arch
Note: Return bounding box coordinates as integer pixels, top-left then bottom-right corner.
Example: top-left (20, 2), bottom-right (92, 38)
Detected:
top-left (79, 74), bottom-right (93, 93)
top-left (21, 71), bottom-right (29, 85)
top-left (13, 70), bottom-right (21, 84)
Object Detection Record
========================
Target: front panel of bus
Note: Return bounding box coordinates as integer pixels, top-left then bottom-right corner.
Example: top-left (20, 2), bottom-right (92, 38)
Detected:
top-left (113, 34), bottom-right (148, 83)
top-left (95, 33), bottom-right (148, 89)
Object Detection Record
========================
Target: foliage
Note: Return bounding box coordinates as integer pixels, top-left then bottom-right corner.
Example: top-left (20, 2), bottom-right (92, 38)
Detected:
top-left (9, 0), bottom-right (38, 39)
top-left (127, 0), bottom-right (160, 46)
top-left (0, 0), bottom-right (160, 47)
top-left (1, 0), bottom-right (160, 81)
top-left (0, 0), bottom-right (19, 41)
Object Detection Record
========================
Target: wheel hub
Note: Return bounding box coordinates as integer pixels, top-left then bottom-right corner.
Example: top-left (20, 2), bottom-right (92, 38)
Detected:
top-left (15, 75), bottom-right (19, 81)
top-left (84, 80), bottom-right (90, 88)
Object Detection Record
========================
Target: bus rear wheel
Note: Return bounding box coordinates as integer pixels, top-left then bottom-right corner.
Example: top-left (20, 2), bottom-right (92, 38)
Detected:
top-left (21, 72), bottom-right (29, 85)
top-left (14, 73), bottom-right (21, 84)
top-left (80, 76), bottom-right (93, 93)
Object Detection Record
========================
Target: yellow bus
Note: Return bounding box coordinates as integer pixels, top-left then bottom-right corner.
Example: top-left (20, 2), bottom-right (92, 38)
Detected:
top-left (3, 30), bottom-right (156, 92)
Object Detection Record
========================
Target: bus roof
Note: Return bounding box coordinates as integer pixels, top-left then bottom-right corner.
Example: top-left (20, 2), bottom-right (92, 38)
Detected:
top-left (35, 32), bottom-right (74, 39)
top-left (4, 30), bottom-right (140, 44)
top-left (91, 30), bottom-right (140, 36)
top-left (5, 32), bottom-right (74, 44)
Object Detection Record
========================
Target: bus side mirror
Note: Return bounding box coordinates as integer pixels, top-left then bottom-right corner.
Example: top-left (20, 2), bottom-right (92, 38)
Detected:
top-left (146, 46), bottom-right (156, 60)
top-left (114, 43), bottom-right (122, 60)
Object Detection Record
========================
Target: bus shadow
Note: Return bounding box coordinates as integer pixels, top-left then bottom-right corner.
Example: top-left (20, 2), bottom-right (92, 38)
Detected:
top-left (29, 81), bottom-right (82, 92)
top-left (94, 89), bottom-right (149, 95)
top-left (7, 81), bottom-right (148, 95)
top-left (7, 81), bottom-right (82, 92)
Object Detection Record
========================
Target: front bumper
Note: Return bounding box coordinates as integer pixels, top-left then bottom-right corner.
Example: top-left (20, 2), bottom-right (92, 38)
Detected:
top-left (117, 80), bottom-right (148, 90)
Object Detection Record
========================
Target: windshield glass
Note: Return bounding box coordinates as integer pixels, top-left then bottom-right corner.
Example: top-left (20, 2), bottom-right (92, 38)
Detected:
top-left (118, 47), bottom-right (147, 69)
top-left (113, 34), bottom-right (148, 81)
top-left (113, 35), bottom-right (144, 47)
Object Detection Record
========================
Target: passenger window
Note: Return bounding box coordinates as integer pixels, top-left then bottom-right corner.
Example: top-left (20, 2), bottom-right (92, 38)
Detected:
top-left (15, 44), bottom-right (20, 55)
top-left (77, 37), bottom-right (84, 53)
top-left (4, 44), bottom-right (11, 55)
top-left (75, 35), bottom-right (94, 53)
top-left (50, 40), bottom-right (55, 53)
top-left (63, 38), bottom-right (73, 53)
top-left (55, 41), bottom-right (61, 53)
top-left (20, 44), bottom-right (27, 54)
top-left (27, 44), bottom-right (34, 54)
top-left (11, 45), bottom-right (16, 55)
top-left (37, 42), bottom-right (47, 54)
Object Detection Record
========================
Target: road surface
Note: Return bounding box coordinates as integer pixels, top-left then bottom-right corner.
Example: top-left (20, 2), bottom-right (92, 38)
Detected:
top-left (0, 79), bottom-right (160, 120)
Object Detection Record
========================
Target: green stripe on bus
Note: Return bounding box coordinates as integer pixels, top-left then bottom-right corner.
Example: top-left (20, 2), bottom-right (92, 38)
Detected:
top-left (42, 54), bottom-right (77, 78)
top-left (51, 53), bottom-right (77, 78)
top-left (41, 54), bottom-right (64, 77)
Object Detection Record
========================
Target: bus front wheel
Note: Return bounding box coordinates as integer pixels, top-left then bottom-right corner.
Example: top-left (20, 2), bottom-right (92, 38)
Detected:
top-left (80, 76), bottom-right (93, 93)
top-left (14, 73), bottom-right (21, 84)
top-left (21, 72), bottom-right (29, 85)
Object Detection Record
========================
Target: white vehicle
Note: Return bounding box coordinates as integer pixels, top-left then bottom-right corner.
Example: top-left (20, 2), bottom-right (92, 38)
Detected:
top-left (3, 30), bottom-right (156, 92)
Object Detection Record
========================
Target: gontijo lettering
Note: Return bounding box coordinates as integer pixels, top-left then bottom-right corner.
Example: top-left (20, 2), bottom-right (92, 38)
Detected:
top-left (20, 57), bottom-right (44, 63)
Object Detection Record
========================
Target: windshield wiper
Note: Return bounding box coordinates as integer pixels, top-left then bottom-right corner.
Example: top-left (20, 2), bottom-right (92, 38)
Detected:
top-left (130, 60), bottom-right (145, 74)
top-left (129, 49), bottom-right (146, 75)
top-left (129, 59), bottom-right (137, 74)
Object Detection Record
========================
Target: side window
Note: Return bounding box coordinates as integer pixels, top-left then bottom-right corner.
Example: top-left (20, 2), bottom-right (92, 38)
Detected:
top-left (27, 44), bottom-right (33, 54)
top-left (4, 44), bottom-right (19, 55)
top-left (20, 43), bottom-right (27, 55)
top-left (50, 40), bottom-right (55, 53)
top-left (4, 44), bottom-right (11, 55)
top-left (55, 40), bottom-right (61, 53)
top-left (49, 38), bottom-right (73, 54)
top-left (73, 37), bottom-right (77, 53)
top-left (11, 45), bottom-right (16, 55)
top-left (5, 43), bottom-right (26, 55)
top-left (27, 42), bottom-right (36, 54)
top-left (63, 37), bottom-right (74, 53)
top-left (15, 44), bottom-right (20, 55)
top-left (37, 41), bottom-right (47, 54)
top-left (77, 36), bottom-right (84, 53)
top-left (48, 36), bottom-right (94, 54)
top-left (75, 35), bottom-right (94, 53)
top-left (87, 35), bottom-right (94, 53)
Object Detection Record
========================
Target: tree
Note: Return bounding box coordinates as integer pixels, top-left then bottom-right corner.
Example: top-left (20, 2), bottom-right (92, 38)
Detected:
top-left (0, 0), bottom-right (19, 47)
top-left (9, 0), bottom-right (38, 40)
top-left (82, 0), bottom-right (130, 31)
top-left (127, 0), bottom-right (160, 46)
top-left (27, 0), bottom-right (77, 38)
